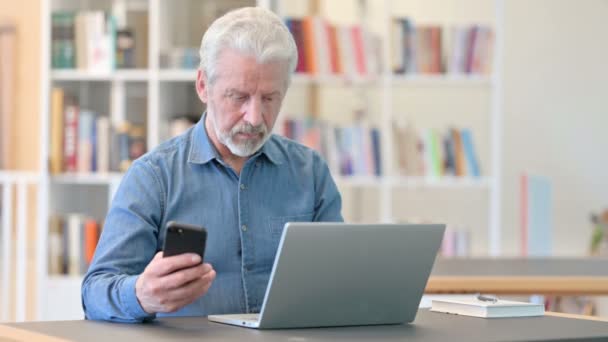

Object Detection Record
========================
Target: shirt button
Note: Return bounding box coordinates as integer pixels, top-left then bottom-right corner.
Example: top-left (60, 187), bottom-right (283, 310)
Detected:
top-left (241, 224), bottom-right (247, 232)
top-left (240, 183), bottom-right (246, 190)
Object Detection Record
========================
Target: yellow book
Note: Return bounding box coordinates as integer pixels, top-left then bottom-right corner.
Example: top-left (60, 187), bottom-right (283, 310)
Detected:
top-left (50, 87), bottom-right (65, 174)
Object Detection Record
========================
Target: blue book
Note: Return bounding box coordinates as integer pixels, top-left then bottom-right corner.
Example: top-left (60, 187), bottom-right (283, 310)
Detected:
top-left (522, 174), bottom-right (553, 256)
top-left (370, 128), bottom-right (382, 176)
top-left (460, 129), bottom-right (480, 177)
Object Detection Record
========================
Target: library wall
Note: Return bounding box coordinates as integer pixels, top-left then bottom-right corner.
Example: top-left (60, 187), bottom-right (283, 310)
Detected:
top-left (502, 0), bottom-right (608, 256)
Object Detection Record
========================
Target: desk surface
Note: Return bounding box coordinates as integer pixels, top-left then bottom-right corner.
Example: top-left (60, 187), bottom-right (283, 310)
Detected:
top-left (427, 257), bottom-right (608, 295)
top-left (3, 310), bottom-right (608, 342)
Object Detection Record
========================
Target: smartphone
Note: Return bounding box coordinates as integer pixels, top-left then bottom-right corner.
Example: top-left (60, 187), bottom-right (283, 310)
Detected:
top-left (162, 221), bottom-right (207, 262)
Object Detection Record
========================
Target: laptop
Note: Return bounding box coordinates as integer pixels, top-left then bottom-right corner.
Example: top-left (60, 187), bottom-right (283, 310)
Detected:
top-left (208, 222), bottom-right (445, 329)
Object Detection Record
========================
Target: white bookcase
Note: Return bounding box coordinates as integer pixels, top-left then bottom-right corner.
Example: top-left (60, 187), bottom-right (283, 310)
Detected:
top-left (29, 0), bottom-right (504, 321)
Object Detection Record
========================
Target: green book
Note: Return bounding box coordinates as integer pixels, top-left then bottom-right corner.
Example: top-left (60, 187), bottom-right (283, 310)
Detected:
top-left (51, 11), bottom-right (75, 69)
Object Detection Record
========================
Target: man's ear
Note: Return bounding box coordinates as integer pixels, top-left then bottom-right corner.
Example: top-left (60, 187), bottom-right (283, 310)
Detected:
top-left (196, 69), bottom-right (209, 103)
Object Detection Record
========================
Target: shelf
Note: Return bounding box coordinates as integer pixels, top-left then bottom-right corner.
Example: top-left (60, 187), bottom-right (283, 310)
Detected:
top-left (49, 70), bottom-right (489, 86)
top-left (291, 73), bottom-right (380, 86)
top-left (334, 175), bottom-right (385, 187)
top-left (390, 74), bottom-right (492, 87)
top-left (158, 69), bottom-right (198, 82)
top-left (47, 275), bottom-right (84, 285)
top-left (51, 69), bottom-right (150, 82)
top-left (291, 73), bottom-right (491, 86)
top-left (0, 171), bottom-right (40, 182)
top-left (334, 176), bottom-right (492, 189)
top-left (389, 176), bottom-right (492, 189)
top-left (51, 173), bottom-right (124, 185)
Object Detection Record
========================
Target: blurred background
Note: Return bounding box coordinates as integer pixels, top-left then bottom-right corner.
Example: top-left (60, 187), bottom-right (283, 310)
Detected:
top-left (0, 0), bottom-right (607, 322)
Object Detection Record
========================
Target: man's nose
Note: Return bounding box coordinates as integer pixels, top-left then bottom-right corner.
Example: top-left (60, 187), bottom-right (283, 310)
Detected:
top-left (241, 96), bottom-right (263, 127)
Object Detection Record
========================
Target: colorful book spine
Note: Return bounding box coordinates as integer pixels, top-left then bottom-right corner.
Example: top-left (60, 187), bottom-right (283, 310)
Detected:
top-left (48, 214), bottom-right (103, 275)
top-left (51, 12), bottom-right (75, 69)
top-left (63, 102), bottom-right (79, 172)
top-left (50, 88), bottom-right (65, 174)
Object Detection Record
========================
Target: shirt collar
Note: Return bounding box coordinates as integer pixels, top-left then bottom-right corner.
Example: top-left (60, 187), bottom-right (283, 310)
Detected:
top-left (188, 112), bottom-right (282, 165)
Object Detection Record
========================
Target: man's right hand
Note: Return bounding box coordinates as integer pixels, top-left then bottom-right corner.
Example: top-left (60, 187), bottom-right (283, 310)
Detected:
top-left (135, 251), bottom-right (216, 314)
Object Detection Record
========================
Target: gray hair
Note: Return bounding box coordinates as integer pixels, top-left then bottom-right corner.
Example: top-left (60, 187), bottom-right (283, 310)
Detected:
top-left (199, 7), bottom-right (298, 85)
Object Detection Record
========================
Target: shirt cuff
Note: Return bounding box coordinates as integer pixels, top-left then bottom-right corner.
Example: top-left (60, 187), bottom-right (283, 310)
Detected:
top-left (121, 275), bottom-right (156, 321)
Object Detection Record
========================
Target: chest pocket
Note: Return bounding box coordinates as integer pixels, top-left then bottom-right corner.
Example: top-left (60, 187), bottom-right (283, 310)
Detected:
top-left (268, 212), bottom-right (314, 239)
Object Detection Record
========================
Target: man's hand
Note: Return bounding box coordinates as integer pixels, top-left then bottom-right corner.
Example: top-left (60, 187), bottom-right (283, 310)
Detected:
top-left (135, 252), bottom-right (216, 314)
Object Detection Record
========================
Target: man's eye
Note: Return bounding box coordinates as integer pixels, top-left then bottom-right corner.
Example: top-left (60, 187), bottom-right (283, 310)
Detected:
top-left (263, 97), bottom-right (273, 102)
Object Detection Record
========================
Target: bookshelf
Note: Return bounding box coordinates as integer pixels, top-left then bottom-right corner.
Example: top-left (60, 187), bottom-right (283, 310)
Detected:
top-left (33, 0), bottom-right (504, 321)
top-left (279, 0), bottom-right (503, 256)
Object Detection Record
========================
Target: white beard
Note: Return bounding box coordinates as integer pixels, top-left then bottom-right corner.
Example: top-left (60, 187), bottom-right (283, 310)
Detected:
top-left (212, 114), bottom-right (270, 157)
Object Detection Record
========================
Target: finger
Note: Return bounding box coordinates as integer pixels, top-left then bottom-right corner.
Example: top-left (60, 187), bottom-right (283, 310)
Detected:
top-left (154, 251), bottom-right (163, 259)
top-left (148, 253), bottom-right (202, 277)
top-left (200, 263), bottom-right (214, 275)
top-left (161, 263), bottom-right (208, 290)
top-left (160, 275), bottom-right (215, 313)
top-left (169, 269), bottom-right (216, 303)
top-left (170, 282), bottom-right (212, 313)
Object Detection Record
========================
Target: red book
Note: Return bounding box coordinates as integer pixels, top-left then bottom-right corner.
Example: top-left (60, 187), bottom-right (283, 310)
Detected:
top-left (84, 219), bottom-right (99, 265)
top-left (465, 26), bottom-right (479, 73)
top-left (63, 102), bottom-right (79, 172)
top-left (288, 19), bottom-right (307, 73)
top-left (350, 26), bottom-right (367, 76)
top-left (430, 26), bottom-right (442, 73)
top-left (326, 23), bottom-right (341, 74)
top-left (302, 17), bottom-right (317, 74)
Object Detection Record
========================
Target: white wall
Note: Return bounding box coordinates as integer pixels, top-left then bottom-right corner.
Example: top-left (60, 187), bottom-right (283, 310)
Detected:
top-left (502, 0), bottom-right (608, 256)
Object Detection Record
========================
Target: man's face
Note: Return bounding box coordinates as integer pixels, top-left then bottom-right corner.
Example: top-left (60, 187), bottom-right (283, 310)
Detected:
top-left (197, 49), bottom-right (288, 157)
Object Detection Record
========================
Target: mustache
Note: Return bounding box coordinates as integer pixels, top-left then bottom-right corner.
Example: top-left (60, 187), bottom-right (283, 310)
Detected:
top-left (231, 122), bottom-right (267, 135)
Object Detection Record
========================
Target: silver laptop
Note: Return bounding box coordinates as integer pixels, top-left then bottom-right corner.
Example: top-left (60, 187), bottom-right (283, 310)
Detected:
top-left (208, 222), bottom-right (445, 329)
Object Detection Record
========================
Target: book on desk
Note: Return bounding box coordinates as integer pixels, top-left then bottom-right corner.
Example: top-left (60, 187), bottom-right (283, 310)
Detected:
top-left (431, 297), bottom-right (545, 318)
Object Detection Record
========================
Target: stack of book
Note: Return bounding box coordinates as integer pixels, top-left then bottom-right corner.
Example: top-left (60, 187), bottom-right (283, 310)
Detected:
top-left (393, 122), bottom-right (481, 178)
top-left (282, 118), bottom-right (382, 177)
top-left (391, 18), bottom-right (494, 75)
top-left (285, 16), bottom-right (383, 78)
top-left (51, 9), bottom-right (148, 70)
top-left (49, 87), bottom-right (147, 174)
top-left (48, 214), bottom-right (103, 276)
top-left (440, 228), bottom-right (471, 257)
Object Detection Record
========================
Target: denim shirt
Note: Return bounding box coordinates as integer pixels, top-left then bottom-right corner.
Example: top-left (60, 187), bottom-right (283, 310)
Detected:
top-left (81, 114), bottom-right (343, 322)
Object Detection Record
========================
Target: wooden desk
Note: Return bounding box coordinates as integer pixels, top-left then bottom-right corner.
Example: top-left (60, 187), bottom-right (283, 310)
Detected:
top-left (427, 257), bottom-right (608, 295)
top-left (2, 310), bottom-right (608, 342)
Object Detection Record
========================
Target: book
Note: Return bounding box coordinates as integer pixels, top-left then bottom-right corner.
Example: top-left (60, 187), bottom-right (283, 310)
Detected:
top-left (520, 173), bottom-right (553, 256)
top-left (48, 215), bottom-right (64, 275)
top-left (49, 213), bottom-right (103, 275)
top-left (431, 297), bottom-right (545, 318)
top-left (50, 88), bottom-right (65, 174)
top-left (285, 16), bottom-right (382, 78)
top-left (391, 19), bottom-right (494, 75)
top-left (51, 12), bottom-right (75, 69)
